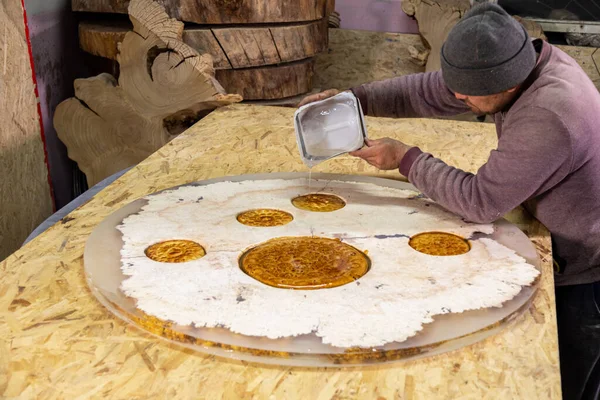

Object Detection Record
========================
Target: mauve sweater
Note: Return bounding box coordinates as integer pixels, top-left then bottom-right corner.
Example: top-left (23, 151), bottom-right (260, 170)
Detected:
top-left (352, 40), bottom-right (600, 286)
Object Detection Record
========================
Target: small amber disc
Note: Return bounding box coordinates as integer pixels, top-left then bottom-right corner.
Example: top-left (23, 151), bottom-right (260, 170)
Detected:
top-left (291, 193), bottom-right (346, 212)
top-left (145, 240), bottom-right (206, 263)
top-left (237, 209), bottom-right (294, 227)
top-left (239, 237), bottom-right (370, 290)
top-left (409, 232), bottom-right (470, 256)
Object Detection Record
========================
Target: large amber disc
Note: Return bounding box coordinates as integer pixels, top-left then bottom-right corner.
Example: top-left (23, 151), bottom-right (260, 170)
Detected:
top-left (291, 193), bottom-right (346, 212)
top-left (239, 237), bottom-right (370, 289)
top-left (237, 209), bottom-right (294, 227)
top-left (145, 240), bottom-right (206, 263)
top-left (409, 232), bottom-right (470, 256)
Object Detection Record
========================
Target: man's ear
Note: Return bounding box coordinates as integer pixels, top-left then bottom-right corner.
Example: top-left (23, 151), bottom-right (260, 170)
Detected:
top-left (507, 85), bottom-right (520, 93)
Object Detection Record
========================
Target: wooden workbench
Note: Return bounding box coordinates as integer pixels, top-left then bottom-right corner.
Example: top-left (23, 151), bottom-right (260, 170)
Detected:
top-left (0, 104), bottom-right (561, 399)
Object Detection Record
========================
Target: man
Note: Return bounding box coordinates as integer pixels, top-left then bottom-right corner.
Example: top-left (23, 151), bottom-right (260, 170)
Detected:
top-left (299, 3), bottom-right (600, 399)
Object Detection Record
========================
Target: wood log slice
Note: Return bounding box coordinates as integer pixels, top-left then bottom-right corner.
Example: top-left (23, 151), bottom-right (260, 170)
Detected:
top-left (513, 16), bottom-right (547, 41)
top-left (56, 0), bottom-right (242, 187)
top-left (79, 18), bottom-right (328, 69)
top-left (216, 59), bottom-right (315, 100)
top-left (328, 11), bottom-right (341, 28)
top-left (402, 0), bottom-right (547, 72)
top-left (72, 0), bottom-right (335, 24)
top-left (402, 0), bottom-right (471, 72)
top-left (82, 54), bottom-right (316, 100)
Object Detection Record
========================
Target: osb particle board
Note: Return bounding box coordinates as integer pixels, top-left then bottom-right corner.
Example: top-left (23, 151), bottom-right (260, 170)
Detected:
top-left (0, 0), bottom-right (53, 261)
top-left (1, 104), bottom-right (560, 399)
top-left (315, 29), bottom-right (600, 93)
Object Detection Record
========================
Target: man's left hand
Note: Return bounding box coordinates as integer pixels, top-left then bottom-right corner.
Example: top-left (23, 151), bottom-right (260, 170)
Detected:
top-left (349, 138), bottom-right (413, 170)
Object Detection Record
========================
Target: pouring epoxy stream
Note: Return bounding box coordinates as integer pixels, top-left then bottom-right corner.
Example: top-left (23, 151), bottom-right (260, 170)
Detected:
top-left (300, 4), bottom-right (600, 399)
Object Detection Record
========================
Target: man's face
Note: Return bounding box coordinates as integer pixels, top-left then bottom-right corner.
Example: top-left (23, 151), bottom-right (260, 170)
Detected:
top-left (453, 88), bottom-right (518, 115)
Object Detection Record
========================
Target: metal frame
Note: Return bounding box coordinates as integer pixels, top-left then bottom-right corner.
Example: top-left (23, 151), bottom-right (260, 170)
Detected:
top-left (524, 18), bottom-right (600, 34)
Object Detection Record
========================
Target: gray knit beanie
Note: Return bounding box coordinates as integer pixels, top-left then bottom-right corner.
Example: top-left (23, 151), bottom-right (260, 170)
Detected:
top-left (441, 3), bottom-right (536, 96)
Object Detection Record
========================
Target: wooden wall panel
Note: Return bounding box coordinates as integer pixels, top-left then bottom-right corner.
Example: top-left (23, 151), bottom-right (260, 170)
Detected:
top-left (0, 0), bottom-right (53, 260)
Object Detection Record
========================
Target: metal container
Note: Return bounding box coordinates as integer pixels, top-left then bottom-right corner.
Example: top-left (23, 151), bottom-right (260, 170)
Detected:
top-left (294, 91), bottom-right (368, 167)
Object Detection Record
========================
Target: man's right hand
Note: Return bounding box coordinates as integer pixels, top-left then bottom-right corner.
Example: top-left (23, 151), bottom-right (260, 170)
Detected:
top-left (297, 89), bottom-right (341, 107)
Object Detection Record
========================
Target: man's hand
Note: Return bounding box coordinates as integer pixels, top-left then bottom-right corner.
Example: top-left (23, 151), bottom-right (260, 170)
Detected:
top-left (297, 89), bottom-right (341, 107)
top-left (349, 138), bottom-right (413, 170)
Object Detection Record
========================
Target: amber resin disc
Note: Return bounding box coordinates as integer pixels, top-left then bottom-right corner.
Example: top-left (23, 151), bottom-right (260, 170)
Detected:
top-left (239, 237), bottom-right (370, 289)
top-left (409, 232), bottom-right (470, 256)
top-left (236, 209), bottom-right (294, 227)
top-left (145, 240), bottom-right (206, 263)
top-left (291, 193), bottom-right (346, 212)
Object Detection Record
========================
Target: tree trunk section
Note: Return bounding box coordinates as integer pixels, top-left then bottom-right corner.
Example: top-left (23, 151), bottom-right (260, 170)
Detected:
top-left (72, 0), bottom-right (335, 24)
top-left (216, 59), bottom-right (315, 100)
top-left (402, 0), bottom-right (470, 72)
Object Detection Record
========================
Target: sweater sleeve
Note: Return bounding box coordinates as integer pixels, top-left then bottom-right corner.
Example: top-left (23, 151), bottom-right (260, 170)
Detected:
top-left (351, 71), bottom-right (469, 118)
top-left (406, 107), bottom-right (573, 223)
